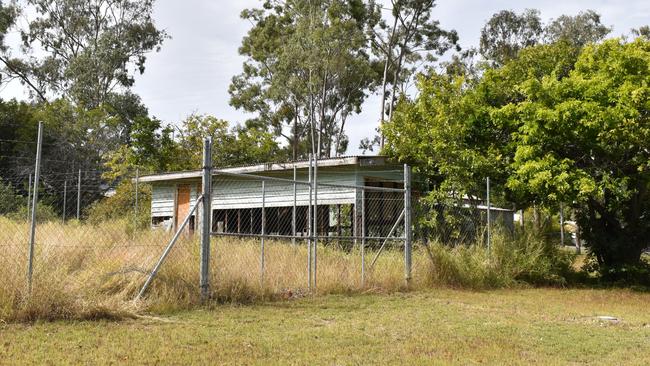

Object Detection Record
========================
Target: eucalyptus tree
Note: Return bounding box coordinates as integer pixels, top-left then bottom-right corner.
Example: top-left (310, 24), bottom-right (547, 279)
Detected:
top-left (544, 10), bottom-right (611, 47)
top-left (372, 0), bottom-right (458, 149)
top-left (479, 9), bottom-right (543, 67)
top-left (230, 0), bottom-right (380, 159)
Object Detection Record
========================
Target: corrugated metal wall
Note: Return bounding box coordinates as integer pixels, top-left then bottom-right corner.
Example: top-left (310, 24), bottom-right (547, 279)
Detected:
top-left (150, 165), bottom-right (404, 217)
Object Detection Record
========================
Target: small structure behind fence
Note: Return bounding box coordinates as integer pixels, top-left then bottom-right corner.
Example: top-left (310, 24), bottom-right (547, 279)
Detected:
top-left (0, 125), bottom-right (519, 305)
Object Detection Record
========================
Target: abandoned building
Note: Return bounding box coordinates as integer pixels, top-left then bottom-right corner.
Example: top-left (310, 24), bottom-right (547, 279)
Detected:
top-left (138, 156), bottom-right (406, 238)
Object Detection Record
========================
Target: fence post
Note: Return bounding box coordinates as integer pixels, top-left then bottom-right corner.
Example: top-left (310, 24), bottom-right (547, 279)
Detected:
top-left (260, 180), bottom-right (266, 286)
top-left (307, 154), bottom-right (313, 290)
top-left (134, 168), bottom-right (139, 231)
top-left (292, 165), bottom-right (296, 246)
top-left (486, 177), bottom-right (491, 254)
top-left (200, 138), bottom-right (212, 300)
top-left (62, 180), bottom-right (67, 223)
top-left (361, 187), bottom-right (366, 287)
top-left (27, 121), bottom-right (43, 293)
top-left (312, 155), bottom-right (318, 289)
top-left (404, 164), bottom-right (412, 285)
top-left (27, 173), bottom-right (32, 221)
top-left (76, 168), bottom-right (81, 220)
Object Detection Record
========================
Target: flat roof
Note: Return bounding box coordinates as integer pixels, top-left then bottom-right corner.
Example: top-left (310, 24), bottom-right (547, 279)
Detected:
top-left (138, 155), bottom-right (394, 183)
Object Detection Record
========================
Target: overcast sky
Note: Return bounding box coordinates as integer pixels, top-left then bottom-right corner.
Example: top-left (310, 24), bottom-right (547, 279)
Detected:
top-left (3, 0), bottom-right (649, 154)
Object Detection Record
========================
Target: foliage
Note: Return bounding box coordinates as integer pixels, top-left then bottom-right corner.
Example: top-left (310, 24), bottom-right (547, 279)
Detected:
top-left (479, 9), bottom-right (610, 67)
top-left (0, 0), bottom-right (168, 106)
top-left (424, 230), bottom-right (573, 289)
top-left (0, 178), bottom-right (21, 214)
top-left (479, 9), bottom-right (544, 67)
top-left (371, 0), bottom-right (459, 149)
top-left (544, 10), bottom-right (611, 47)
top-left (230, 0), bottom-right (379, 159)
top-left (86, 179), bottom-right (151, 229)
top-left (386, 38), bottom-right (650, 271)
top-left (8, 201), bottom-right (59, 222)
top-left (174, 113), bottom-right (285, 169)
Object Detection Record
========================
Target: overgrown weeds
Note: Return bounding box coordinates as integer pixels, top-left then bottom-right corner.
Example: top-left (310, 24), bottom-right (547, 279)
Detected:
top-left (0, 217), bottom-right (576, 322)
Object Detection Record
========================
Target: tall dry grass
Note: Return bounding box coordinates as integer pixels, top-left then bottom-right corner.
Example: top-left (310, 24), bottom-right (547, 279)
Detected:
top-left (0, 217), bottom-right (427, 321)
top-left (0, 217), bottom-right (573, 322)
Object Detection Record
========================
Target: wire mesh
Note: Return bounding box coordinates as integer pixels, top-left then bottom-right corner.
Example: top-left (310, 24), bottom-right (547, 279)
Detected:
top-left (0, 165), bottom-right (190, 304)
top-left (208, 171), bottom-right (409, 294)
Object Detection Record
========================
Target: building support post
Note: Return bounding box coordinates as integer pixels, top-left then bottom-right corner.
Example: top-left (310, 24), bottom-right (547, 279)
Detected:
top-left (200, 138), bottom-right (212, 300)
top-left (27, 121), bottom-right (43, 293)
top-left (404, 164), bottom-right (412, 286)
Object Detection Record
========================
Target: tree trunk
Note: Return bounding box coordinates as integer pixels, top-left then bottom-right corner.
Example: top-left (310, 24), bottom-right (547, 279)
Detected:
top-left (379, 12), bottom-right (399, 150)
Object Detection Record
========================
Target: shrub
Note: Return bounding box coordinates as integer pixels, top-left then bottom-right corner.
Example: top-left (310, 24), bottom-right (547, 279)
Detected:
top-left (0, 178), bottom-right (22, 215)
top-left (422, 228), bottom-right (574, 289)
top-left (87, 180), bottom-right (151, 229)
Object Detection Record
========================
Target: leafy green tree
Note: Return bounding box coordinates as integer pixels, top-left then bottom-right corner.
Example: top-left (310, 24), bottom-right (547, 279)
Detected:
top-left (0, 178), bottom-right (21, 214)
top-left (479, 9), bottom-right (610, 68)
top-left (505, 39), bottom-right (650, 268)
top-left (372, 0), bottom-right (459, 149)
top-left (175, 113), bottom-right (284, 169)
top-left (632, 26), bottom-right (650, 39)
top-left (0, 0), bottom-right (167, 107)
top-left (230, 0), bottom-right (379, 159)
top-left (479, 9), bottom-right (543, 67)
top-left (387, 38), bottom-right (650, 271)
top-left (544, 10), bottom-right (611, 47)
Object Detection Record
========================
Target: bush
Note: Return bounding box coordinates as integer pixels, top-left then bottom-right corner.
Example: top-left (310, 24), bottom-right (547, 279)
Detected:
top-left (8, 202), bottom-right (59, 222)
top-left (0, 178), bottom-right (22, 215)
top-left (582, 254), bottom-right (650, 287)
top-left (87, 180), bottom-right (151, 229)
top-left (422, 228), bottom-right (574, 289)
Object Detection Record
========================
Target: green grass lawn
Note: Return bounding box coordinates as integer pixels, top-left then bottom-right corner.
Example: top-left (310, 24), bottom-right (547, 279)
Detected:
top-left (2, 288), bottom-right (650, 365)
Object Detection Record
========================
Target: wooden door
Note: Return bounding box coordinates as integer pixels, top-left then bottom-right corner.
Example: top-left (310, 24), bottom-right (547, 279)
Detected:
top-left (175, 184), bottom-right (191, 230)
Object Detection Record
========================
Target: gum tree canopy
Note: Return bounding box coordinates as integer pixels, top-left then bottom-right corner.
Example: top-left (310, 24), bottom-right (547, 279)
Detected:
top-left (386, 38), bottom-right (650, 269)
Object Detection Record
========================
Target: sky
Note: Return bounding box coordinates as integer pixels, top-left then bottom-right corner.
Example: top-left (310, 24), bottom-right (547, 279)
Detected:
top-left (2, 0), bottom-right (649, 154)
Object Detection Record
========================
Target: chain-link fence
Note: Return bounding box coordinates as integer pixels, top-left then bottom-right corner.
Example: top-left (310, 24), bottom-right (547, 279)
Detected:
top-left (208, 167), bottom-right (409, 294)
top-left (1, 127), bottom-right (528, 312)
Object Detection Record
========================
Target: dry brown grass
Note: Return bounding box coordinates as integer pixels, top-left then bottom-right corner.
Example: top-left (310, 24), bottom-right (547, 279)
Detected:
top-left (0, 217), bottom-right (425, 322)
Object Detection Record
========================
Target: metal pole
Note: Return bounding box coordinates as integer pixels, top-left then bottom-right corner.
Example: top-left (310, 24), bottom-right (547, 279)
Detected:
top-left (76, 168), bottom-right (81, 220)
top-left (62, 180), bottom-right (67, 223)
top-left (27, 173), bottom-right (32, 221)
top-left (312, 155), bottom-right (318, 289)
top-left (27, 121), bottom-right (43, 293)
top-left (260, 180), bottom-right (266, 286)
top-left (361, 188), bottom-right (366, 287)
top-left (134, 168), bottom-right (139, 231)
top-left (404, 164), bottom-right (412, 285)
top-left (560, 203), bottom-right (564, 246)
top-left (200, 138), bottom-right (212, 299)
top-left (307, 154), bottom-right (313, 290)
top-left (137, 195), bottom-right (204, 300)
top-left (486, 177), bottom-right (491, 254)
top-left (292, 165), bottom-right (297, 246)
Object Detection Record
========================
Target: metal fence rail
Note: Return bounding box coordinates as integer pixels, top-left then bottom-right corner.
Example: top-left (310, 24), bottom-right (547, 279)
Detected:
top-left (0, 124), bottom-right (525, 306)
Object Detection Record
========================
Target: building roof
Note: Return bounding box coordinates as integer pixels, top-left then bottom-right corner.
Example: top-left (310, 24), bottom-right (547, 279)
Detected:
top-left (138, 155), bottom-right (394, 183)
